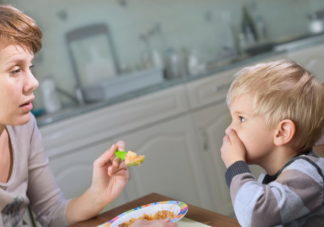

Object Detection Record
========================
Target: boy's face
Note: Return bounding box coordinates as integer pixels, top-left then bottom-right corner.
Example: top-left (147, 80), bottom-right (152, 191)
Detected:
top-left (0, 44), bottom-right (39, 126)
top-left (226, 95), bottom-right (276, 165)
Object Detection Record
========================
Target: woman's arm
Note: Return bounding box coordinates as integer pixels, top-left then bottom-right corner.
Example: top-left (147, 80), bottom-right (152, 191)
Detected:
top-left (28, 115), bottom-right (128, 226)
top-left (66, 141), bottom-right (129, 224)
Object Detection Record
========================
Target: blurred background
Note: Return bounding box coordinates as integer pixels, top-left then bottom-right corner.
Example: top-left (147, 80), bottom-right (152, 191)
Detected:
top-left (4, 0), bottom-right (324, 226)
top-left (5, 0), bottom-right (324, 114)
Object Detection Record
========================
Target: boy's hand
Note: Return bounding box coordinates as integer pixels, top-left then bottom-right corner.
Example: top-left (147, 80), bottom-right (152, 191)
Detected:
top-left (221, 129), bottom-right (246, 168)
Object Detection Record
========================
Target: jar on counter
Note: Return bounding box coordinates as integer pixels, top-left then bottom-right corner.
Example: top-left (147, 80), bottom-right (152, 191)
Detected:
top-left (40, 75), bottom-right (62, 113)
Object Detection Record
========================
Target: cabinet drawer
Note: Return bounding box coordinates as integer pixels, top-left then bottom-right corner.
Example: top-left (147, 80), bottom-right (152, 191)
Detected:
top-left (40, 84), bottom-right (189, 158)
top-left (185, 53), bottom-right (288, 110)
top-left (185, 68), bottom-right (239, 109)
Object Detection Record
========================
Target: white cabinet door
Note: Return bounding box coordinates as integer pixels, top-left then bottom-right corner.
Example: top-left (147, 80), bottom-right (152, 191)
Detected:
top-left (287, 43), bottom-right (324, 83)
top-left (114, 115), bottom-right (213, 211)
top-left (192, 102), bottom-right (263, 216)
top-left (48, 139), bottom-right (128, 212)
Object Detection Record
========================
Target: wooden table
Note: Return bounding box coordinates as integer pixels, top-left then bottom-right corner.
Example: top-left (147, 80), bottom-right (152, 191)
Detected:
top-left (69, 193), bottom-right (240, 227)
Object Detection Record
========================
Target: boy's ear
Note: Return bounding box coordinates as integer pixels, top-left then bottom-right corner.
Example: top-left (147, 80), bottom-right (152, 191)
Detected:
top-left (274, 119), bottom-right (295, 146)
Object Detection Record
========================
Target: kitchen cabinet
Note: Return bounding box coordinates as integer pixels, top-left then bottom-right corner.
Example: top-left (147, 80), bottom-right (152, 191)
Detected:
top-left (114, 115), bottom-right (214, 211)
top-left (39, 84), bottom-right (190, 213)
top-left (185, 67), bottom-right (238, 110)
top-left (39, 85), bottom-right (189, 159)
top-left (191, 102), bottom-right (233, 216)
top-left (184, 53), bottom-right (288, 111)
top-left (287, 43), bottom-right (324, 83)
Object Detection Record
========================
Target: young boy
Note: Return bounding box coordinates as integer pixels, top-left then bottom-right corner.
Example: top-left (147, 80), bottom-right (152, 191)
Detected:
top-left (221, 59), bottom-right (324, 227)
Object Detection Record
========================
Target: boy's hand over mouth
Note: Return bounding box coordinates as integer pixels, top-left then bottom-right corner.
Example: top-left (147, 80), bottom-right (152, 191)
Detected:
top-left (221, 129), bottom-right (246, 168)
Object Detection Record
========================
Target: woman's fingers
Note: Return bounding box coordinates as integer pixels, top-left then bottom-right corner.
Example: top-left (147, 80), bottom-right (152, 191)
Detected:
top-left (112, 156), bottom-right (121, 167)
top-left (111, 141), bottom-right (126, 167)
top-left (108, 161), bottom-right (128, 176)
top-left (116, 140), bottom-right (126, 151)
top-left (94, 144), bottom-right (116, 168)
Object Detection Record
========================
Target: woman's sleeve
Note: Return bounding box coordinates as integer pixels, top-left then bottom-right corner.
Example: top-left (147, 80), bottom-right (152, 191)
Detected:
top-left (26, 115), bottom-right (70, 227)
top-left (225, 160), bottom-right (323, 227)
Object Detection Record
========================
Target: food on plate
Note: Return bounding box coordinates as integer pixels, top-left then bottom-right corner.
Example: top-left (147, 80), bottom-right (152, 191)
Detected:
top-left (117, 210), bottom-right (176, 227)
top-left (125, 151), bottom-right (145, 167)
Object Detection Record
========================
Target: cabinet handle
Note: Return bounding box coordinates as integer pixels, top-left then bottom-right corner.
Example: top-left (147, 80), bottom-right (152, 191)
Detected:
top-left (213, 83), bottom-right (231, 92)
top-left (199, 128), bottom-right (208, 151)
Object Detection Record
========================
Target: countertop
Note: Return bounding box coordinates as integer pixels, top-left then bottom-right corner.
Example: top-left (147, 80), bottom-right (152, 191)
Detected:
top-left (36, 32), bottom-right (324, 128)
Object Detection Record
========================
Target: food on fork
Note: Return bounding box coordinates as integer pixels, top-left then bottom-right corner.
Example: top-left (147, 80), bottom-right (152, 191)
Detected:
top-left (125, 151), bottom-right (145, 167)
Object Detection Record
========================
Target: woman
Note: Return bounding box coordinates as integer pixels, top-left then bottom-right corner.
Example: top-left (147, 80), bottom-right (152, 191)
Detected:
top-left (0, 4), bottom-right (176, 227)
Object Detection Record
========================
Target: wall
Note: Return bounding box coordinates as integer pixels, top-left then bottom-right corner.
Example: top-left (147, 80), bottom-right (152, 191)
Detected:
top-left (6, 0), bottom-right (324, 110)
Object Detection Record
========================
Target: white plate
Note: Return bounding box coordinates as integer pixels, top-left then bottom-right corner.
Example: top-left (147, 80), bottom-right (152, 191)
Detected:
top-left (103, 201), bottom-right (188, 227)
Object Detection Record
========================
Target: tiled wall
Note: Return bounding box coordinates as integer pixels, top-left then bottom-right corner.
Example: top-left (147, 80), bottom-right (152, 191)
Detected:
top-left (7, 0), bottom-right (324, 109)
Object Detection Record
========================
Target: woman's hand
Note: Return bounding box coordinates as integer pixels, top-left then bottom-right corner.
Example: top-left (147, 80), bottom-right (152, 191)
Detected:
top-left (221, 129), bottom-right (246, 168)
top-left (90, 141), bottom-right (129, 204)
top-left (66, 141), bottom-right (129, 224)
top-left (130, 218), bottom-right (178, 227)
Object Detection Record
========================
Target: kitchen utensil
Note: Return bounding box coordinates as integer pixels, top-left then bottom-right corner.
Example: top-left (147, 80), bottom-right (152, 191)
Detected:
top-left (114, 150), bottom-right (127, 160)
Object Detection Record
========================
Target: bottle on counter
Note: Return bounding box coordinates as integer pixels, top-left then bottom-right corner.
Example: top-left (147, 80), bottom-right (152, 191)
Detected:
top-left (255, 15), bottom-right (267, 42)
top-left (40, 75), bottom-right (62, 113)
top-left (241, 5), bottom-right (258, 45)
top-left (238, 33), bottom-right (248, 54)
top-left (165, 48), bottom-right (181, 79)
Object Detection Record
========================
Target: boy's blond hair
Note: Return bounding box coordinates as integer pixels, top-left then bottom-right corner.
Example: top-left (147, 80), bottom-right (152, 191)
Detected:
top-left (227, 59), bottom-right (324, 152)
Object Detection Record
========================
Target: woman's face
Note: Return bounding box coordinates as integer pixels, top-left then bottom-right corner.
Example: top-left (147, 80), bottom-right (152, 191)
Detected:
top-left (0, 44), bottom-right (39, 126)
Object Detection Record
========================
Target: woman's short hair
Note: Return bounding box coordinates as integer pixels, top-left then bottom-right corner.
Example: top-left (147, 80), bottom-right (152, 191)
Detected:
top-left (0, 4), bottom-right (42, 53)
top-left (227, 59), bottom-right (324, 152)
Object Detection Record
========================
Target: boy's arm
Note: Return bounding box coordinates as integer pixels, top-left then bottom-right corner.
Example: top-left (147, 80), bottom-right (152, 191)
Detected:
top-left (226, 159), bottom-right (323, 227)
